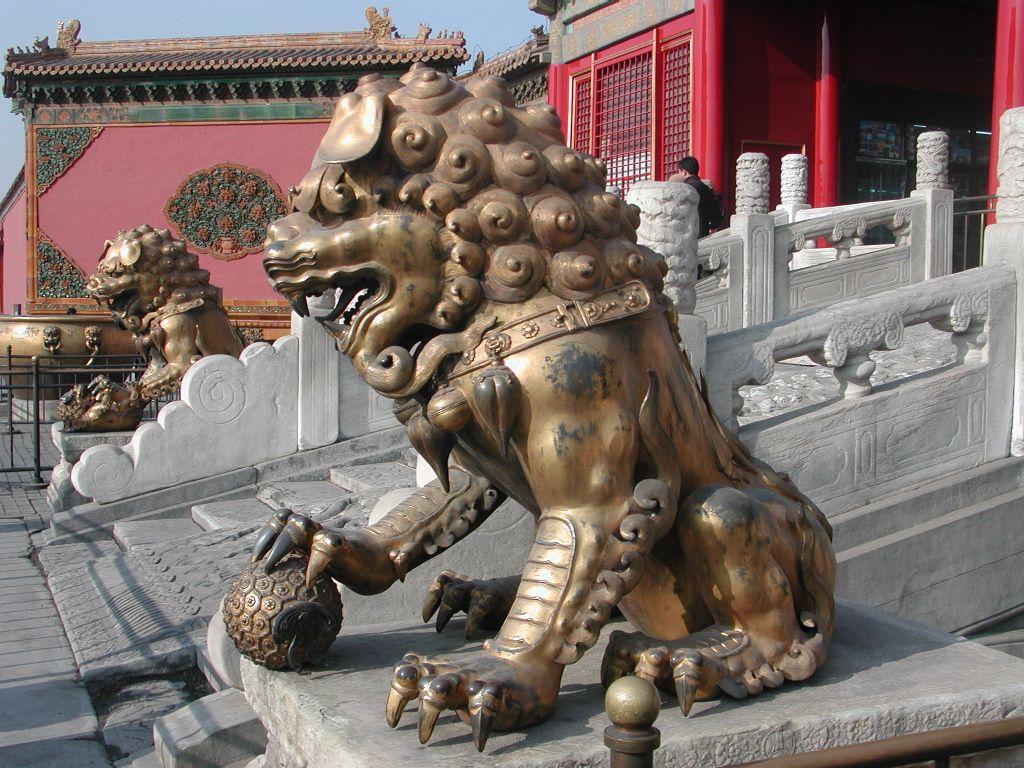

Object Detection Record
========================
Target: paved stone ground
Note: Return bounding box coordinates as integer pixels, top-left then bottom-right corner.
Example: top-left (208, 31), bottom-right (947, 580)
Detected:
top-left (0, 517), bottom-right (112, 767)
top-left (0, 414), bottom-right (57, 528)
top-left (0, 421), bottom-right (112, 767)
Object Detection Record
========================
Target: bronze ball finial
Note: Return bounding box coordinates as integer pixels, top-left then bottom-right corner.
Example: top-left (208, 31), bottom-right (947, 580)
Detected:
top-left (605, 675), bottom-right (661, 730)
top-left (604, 676), bottom-right (661, 766)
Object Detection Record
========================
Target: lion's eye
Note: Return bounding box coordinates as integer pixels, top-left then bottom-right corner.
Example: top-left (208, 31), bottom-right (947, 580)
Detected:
top-left (119, 240), bottom-right (142, 266)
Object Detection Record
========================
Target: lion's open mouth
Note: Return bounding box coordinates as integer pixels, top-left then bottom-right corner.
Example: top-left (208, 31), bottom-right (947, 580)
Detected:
top-left (283, 272), bottom-right (385, 353)
top-left (104, 290), bottom-right (142, 324)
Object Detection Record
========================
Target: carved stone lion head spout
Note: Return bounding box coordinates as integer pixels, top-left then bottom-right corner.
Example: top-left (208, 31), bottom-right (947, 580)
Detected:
top-left (263, 66), bottom-right (666, 399)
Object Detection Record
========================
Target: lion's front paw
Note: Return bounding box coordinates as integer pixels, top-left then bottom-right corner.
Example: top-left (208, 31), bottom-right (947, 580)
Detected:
top-left (421, 570), bottom-right (518, 639)
top-left (386, 649), bottom-right (561, 751)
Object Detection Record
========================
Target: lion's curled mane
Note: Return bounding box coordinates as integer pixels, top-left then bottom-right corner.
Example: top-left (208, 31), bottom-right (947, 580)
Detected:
top-left (289, 64), bottom-right (670, 334)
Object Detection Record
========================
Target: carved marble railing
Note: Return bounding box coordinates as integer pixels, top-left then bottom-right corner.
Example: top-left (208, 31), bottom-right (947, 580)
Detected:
top-left (694, 134), bottom-right (954, 335)
top-left (694, 231), bottom-right (744, 333)
top-left (705, 265), bottom-right (1016, 514)
top-left (67, 293), bottom-right (396, 505)
top-left (774, 197), bottom-right (927, 317)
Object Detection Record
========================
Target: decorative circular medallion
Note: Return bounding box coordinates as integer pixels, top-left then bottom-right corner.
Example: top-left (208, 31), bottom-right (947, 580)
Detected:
top-left (164, 163), bottom-right (287, 261)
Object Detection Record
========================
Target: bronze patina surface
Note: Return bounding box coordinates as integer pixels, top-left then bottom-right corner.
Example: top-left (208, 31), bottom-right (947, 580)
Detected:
top-left (224, 550), bottom-right (343, 672)
top-left (58, 225), bottom-right (244, 431)
top-left (250, 65), bottom-right (837, 751)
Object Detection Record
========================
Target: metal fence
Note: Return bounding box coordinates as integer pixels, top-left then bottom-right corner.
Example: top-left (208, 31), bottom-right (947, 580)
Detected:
top-left (953, 193), bottom-right (997, 272)
top-left (0, 348), bottom-right (178, 486)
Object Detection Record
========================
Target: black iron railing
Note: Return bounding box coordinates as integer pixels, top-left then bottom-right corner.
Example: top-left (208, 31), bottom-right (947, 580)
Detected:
top-left (953, 194), bottom-right (997, 272)
top-left (0, 347), bottom-right (179, 486)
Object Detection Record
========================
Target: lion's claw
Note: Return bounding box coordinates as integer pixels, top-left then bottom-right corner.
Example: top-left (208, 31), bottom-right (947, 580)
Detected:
top-left (602, 625), bottom-right (825, 718)
top-left (251, 510), bottom-right (292, 563)
top-left (468, 681), bottom-right (500, 752)
top-left (421, 571), bottom-right (517, 639)
top-left (384, 651), bottom-right (558, 751)
top-left (251, 510), bottom-right (323, 573)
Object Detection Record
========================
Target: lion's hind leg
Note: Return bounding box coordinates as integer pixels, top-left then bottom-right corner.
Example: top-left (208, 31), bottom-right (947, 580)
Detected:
top-left (604, 485), bottom-right (834, 715)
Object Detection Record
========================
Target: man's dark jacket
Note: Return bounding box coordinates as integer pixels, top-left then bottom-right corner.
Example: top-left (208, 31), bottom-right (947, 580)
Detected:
top-left (682, 176), bottom-right (723, 238)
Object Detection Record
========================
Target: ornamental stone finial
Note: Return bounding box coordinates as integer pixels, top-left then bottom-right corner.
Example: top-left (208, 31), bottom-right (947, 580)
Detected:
top-left (780, 154), bottom-right (808, 205)
top-left (735, 152), bottom-right (770, 214)
top-left (997, 108), bottom-right (1024, 223)
top-left (55, 19), bottom-right (81, 53)
top-left (915, 131), bottom-right (950, 191)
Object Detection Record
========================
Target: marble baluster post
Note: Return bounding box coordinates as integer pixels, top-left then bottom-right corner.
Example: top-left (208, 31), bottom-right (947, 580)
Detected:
top-left (732, 152), bottom-right (778, 324)
top-left (984, 107), bottom-right (1024, 456)
top-left (911, 130), bottom-right (954, 279)
top-left (778, 153), bottom-right (811, 225)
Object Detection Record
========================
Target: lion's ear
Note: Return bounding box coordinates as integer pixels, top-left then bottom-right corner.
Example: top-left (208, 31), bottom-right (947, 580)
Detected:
top-left (119, 239), bottom-right (141, 266)
top-left (315, 92), bottom-right (385, 165)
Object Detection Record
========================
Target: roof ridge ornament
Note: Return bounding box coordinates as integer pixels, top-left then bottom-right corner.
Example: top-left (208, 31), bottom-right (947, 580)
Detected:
top-left (364, 6), bottom-right (397, 43)
top-left (56, 19), bottom-right (82, 53)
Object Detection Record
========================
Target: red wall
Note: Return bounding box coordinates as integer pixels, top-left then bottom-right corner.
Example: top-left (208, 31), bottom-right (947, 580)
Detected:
top-left (2, 190), bottom-right (27, 314)
top-left (725, 1), bottom-right (818, 211)
top-left (37, 121), bottom-right (328, 304)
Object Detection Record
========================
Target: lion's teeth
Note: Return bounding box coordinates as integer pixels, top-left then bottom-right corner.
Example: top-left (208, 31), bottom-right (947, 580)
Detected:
top-left (290, 294), bottom-right (310, 318)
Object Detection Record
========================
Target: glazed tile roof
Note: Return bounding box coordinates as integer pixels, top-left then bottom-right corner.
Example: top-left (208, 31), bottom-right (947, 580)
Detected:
top-left (470, 31), bottom-right (549, 81)
top-left (4, 15), bottom-right (467, 83)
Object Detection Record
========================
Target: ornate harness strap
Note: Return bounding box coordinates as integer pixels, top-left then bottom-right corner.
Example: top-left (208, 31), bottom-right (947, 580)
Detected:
top-left (140, 297), bottom-right (208, 331)
top-left (448, 280), bottom-right (664, 381)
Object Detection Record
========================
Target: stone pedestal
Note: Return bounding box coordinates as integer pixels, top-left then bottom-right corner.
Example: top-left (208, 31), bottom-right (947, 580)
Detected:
top-left (47, 422), bottom-right (134, 514)
top-left (242, 601), bottom-right (1024, 767)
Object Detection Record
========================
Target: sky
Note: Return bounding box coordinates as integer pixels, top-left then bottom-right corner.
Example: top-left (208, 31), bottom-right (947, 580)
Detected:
top-left (0, 0), bottom-right (544, 188)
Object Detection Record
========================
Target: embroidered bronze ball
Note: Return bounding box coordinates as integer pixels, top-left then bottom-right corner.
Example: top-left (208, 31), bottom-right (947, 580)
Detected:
top-left (223, 554), bottom-right (342, 671)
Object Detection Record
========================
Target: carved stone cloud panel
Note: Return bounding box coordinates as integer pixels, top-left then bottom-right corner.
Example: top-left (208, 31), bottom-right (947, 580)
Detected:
top-left (72, 336), bottom-right (299, 503)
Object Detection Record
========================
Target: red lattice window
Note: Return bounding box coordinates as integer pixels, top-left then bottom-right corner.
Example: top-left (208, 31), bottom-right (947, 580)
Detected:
top-left (661, 41), bottom-right (691, 179)
top-left (594, 51), bottom-right (652, 195)
top-left (566, 23), bottom-right (692, 194)
top-left (571, 76), bottom-right (593, 155)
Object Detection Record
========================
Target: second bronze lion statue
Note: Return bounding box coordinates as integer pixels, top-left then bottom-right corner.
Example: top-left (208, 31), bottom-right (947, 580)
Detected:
top-left (250, 65), bottom-right (836, 751)
top-left (59, 227), bottom-right (244, 431)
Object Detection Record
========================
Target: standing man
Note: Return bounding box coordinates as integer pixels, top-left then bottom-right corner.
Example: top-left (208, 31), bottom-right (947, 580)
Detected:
top-left (669, 156), bottom-right (725, 238)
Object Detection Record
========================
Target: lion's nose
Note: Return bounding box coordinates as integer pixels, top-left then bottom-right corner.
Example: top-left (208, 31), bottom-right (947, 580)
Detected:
top-left (263, 242), bottom-right (289, 262)
top-left (266, 221), bottom-right (300, 242)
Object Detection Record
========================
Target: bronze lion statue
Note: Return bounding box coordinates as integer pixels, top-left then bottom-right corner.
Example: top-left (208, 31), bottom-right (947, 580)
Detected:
top-left (59, 226), bottom-right (244, 431)
top-left (251, 65), bottom-right (836, 750)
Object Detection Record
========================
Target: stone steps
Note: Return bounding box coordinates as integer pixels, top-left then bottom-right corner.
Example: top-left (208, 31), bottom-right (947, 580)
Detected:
top-left (192, 497), bottom-right (274, 532)
top-left (113, 519), bottom-right (205, 549)
top-left (153, 689), bottom-right (266, 768)
top-left (836, 485), bottom-right (1024, 632)
top-left (256, 480), bottom-right (352, 515)
top-left (49, 469), bottom-right (258, 544)
top-left (251, 425), bottom-right (408, 483)
top-left (328, 461), bottom-right (416, 493)
top-left (830, 455), bottom-right (1024, 552)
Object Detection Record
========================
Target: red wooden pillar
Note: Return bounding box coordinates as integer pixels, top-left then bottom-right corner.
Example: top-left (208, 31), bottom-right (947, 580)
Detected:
top-left (695, 0), bottom-right (726, 190)
top-left (547, 62), bottom-right (569, 138)
top-left (989, 0), bottom-right (1024, 194)
top-left (813, 1), bottom-right (840, 207)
